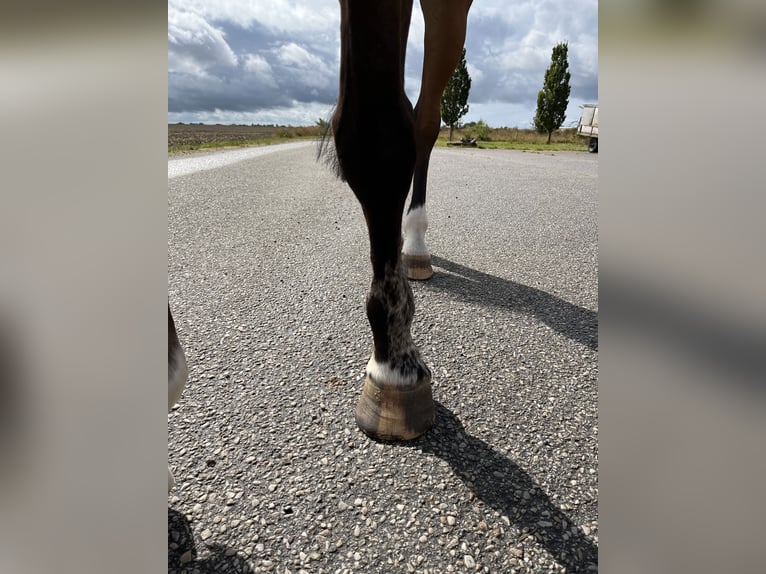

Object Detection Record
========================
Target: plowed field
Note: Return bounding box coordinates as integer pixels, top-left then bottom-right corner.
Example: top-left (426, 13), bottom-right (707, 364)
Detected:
top-left (168, 124), bottom-right (320, 148)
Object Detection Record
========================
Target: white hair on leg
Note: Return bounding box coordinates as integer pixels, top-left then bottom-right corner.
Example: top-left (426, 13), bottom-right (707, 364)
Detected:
top-left (366, 355), bottom-right (422, 386)
top-left (168, 344), bottom-right (187, 412)
top-left (168, 338), bottom-right (187, 494)
top-left (403, 205), bottom-right (430, 257)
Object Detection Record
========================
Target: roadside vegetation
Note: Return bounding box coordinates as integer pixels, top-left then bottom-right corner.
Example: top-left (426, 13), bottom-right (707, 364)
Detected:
top-left (436, 122), bottom-right (587, 151)
top-left (168, 121), bottom-right (587, 155)
top-left (440, 48), bottom-right (471, 141)
top-left (534, 42), bottom-right (572, 144)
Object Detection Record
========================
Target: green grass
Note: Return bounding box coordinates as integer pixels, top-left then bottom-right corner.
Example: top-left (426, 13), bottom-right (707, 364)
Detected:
top-left (435, 140), bottom-right (587, 151)
top-left (168, 124), bottom-right (591, 155)
top-left (169, 137), bottom-right (587, 155)
top-left (475, 141), bottom-right (587, 151)
top-left (436, 125), bottom-right (589, 152)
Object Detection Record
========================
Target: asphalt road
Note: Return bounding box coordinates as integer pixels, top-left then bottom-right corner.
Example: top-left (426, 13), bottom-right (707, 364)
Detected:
top-left (168, 143), bottom-right (598, 573)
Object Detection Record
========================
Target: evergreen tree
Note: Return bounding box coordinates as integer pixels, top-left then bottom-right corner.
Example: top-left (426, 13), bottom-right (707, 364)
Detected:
top-left (440, 48), bottom-right (471, 141)
top-left (534, 42), bottom-right (571, 144)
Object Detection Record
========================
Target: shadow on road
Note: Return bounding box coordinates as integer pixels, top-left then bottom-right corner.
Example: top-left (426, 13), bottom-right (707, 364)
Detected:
top-left (425, 255), bottom-right (598, 351)
top-left (169, 508), bottom-right (254, 574)
top-left (410, 402), bottom-right (598, 572)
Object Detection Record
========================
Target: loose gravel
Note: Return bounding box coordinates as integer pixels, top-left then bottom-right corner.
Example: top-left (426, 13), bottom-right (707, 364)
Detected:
top-left (168, 146), bottom-right (598, 573)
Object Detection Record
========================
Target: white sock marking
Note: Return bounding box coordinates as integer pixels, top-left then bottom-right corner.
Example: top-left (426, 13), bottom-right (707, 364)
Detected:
top-left (366, 356), bottom-right (421, 386)
top-left (168, 345), bottom-right (188, 411)
top-left (168, 343), bottom-right (187, 494)
top-left (402, 205), bottom-right (430, 257)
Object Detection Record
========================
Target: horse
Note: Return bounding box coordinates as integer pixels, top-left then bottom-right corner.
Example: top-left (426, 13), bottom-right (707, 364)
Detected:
top-left (169, 0), bottom-right (472, 490)
top-left (329, 0), bottom-right (472, 441)
top-left (401, 1), bottom-right (473, 281)
top-left (168, 305), bottom-right (188, 492)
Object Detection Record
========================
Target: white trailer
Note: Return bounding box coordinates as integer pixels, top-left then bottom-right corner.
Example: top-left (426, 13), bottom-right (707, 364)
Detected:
top-left (577, 104), bottom-right (598, 153)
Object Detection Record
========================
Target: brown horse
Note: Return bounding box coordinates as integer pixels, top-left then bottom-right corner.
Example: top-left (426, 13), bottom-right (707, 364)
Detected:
top-left (167, 306), bottom-right (187, 492)
top-left (331, 0), bottom-right (471, 440)
top-left (169, 0), bottom-right (472, 489)
top-left (402, 0), bottom-right (473, 281)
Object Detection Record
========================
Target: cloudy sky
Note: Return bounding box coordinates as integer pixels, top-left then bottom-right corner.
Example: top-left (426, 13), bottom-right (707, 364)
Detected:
top-left (168, 0), bottom-right (598, 128)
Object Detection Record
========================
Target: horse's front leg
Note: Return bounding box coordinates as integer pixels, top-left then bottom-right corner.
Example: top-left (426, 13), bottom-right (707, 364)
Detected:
top-left (333, 125), bottom-right (435, 440)
top-left (333, 0), bottom-right (434, 440)
top-left (355, 204), bottom-right (434, 440)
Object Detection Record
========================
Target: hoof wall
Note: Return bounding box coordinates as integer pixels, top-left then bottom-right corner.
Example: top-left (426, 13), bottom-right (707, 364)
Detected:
top-left (355, 375), bottom-right (434, 441)
top-left (403, 254), bottom-right (433, 281)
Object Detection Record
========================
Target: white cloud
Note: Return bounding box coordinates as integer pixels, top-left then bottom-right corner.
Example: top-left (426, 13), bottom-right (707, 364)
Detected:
top-left (168, 0), bottom-right (338, 33)
top-left (466, 62), bottom-right (485, 85)
top-left (168, 0), bottom-right (598, 126)
top-left (243, 54), bottom-right (278, 88)
top-left (168, 9), bottom-right (238, 76)
top-left (169, 101), bottom-right (335, 126)
top-left (276, 42), bottom-right (325, 70)
top-left (271, 42), bottom-right (334, 94)
top-left (168, 2), bottom-right (338, 115)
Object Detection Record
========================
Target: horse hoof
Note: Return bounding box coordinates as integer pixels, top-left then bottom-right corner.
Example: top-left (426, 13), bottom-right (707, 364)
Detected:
top-left (403, 254), bottom-right (434, 280)
top-left (355, 374), bottom-right (435, 441)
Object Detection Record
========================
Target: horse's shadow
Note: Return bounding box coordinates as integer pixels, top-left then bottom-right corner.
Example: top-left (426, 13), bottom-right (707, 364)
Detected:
top-left (409, 402), bottom-right (598, 572)
top-left (427, 255), bottom-right (598, 351)
top-left (169, 508), bottom-right (253, 574)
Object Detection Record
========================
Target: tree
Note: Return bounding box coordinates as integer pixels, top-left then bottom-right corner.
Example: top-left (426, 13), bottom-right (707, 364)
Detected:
top-left (440, 48), bottom-right (471, 141)
top-left (534, 42), bottom-right (571, 144)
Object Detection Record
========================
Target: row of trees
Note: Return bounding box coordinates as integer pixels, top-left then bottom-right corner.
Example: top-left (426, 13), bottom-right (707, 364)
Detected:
top-left (441, 42), bottom-right (572, 143)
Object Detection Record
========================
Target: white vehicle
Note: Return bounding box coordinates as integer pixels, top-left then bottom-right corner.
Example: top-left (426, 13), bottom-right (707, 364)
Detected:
top-left (577, 104), bottom-right (598, 153)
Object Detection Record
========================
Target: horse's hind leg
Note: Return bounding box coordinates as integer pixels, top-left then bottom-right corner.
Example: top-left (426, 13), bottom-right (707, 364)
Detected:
top-left (403, 0), bottom-right (473, 280)
top-left (333, 0), bottom-right (434, 440)
top-left (168, 306), bottom-right (187, 492)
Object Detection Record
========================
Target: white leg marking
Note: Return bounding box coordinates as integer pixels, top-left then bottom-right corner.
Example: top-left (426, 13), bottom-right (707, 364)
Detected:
top-left (168, 345), bottom-right (188, 411)
top-left (366, 355), bottom-right (421, 386)
top-left (168, 466), bottom-right (175, 493)
top-left (402, 205), bottom-right (430, 256)
top-left (168, 343), bottom-right (187, 494)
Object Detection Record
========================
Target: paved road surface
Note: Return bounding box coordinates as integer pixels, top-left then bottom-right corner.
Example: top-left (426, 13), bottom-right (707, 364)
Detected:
top-left (168, 144), bottom-right (598, 573)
